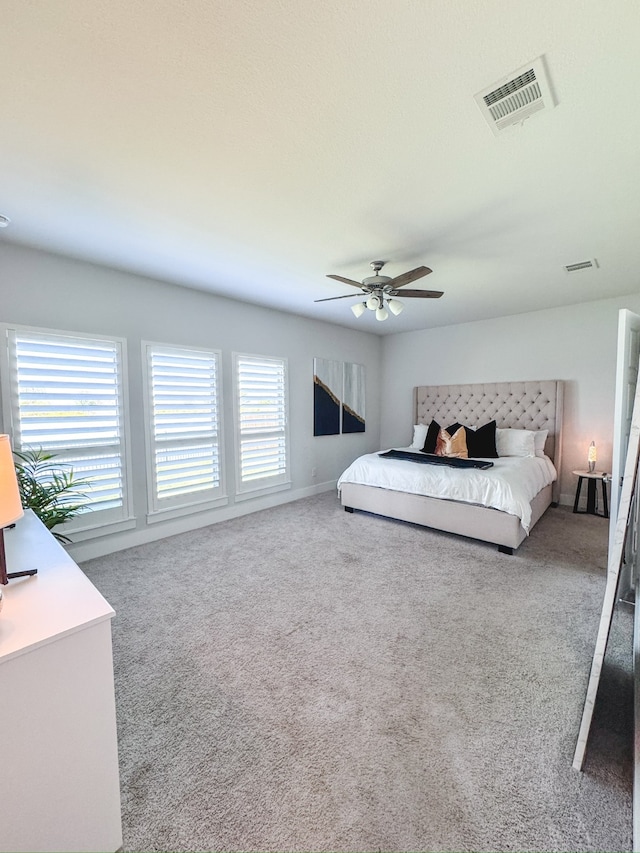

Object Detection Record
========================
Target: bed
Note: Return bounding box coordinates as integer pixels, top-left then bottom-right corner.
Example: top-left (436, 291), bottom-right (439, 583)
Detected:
top-left (338, 380), bottom-right (563, 554)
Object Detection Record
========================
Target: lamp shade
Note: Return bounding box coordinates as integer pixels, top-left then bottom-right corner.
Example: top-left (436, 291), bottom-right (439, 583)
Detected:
top-left (387, 298), bottom-right (404, 316)
top-left (375, 306), bottom-right (389, 322)
top-left (0, 435), bottom-right (24, 528)
top-left (351, 302), bottom-right (366, 318)
top-left (366, 294), bottom-right (380, 310)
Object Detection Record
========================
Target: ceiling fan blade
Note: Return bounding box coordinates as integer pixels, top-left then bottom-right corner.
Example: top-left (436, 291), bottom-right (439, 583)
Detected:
top-left (387, 266), bottom-right (432, 288)
top-left (326, 274), bottom-right (364, 288)
top-left (390, 289), bottom-right (444, 299)
top-left (314, 294), bottom-right (363, 303)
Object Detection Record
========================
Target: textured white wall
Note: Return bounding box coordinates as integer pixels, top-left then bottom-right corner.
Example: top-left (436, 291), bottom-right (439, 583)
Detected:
top-left (380, 294), bottom-right (640, 504)
top-left (0, 243), bottom-right (382, 558)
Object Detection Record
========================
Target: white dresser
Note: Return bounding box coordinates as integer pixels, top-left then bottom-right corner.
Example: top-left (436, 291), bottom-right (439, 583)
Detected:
top-left (0, 510), bottom-right (122, 853)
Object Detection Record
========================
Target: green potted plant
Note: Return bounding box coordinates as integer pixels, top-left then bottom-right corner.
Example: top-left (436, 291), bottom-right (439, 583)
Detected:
top-left (13, 447), bottom-right (90, 543)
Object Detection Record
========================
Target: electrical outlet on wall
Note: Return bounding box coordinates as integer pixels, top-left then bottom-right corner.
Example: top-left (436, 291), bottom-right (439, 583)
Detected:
top-left (311, 467), bottom-right (317, 478)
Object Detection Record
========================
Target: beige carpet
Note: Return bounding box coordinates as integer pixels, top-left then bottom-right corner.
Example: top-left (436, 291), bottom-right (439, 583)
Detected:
top-left (82, 494), bottom-right (632, 852)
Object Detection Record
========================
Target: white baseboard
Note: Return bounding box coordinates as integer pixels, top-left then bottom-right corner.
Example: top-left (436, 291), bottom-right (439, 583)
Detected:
top-left (68, 480), bottom-right (337, 563)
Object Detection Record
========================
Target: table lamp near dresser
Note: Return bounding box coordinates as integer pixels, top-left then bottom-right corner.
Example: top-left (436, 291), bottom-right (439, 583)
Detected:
top-left (0, 433), bottom-right (37, 589)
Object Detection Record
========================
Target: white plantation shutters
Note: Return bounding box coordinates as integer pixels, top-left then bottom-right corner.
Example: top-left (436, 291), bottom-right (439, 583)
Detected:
top-left (234, 354), bottom-right (289, 493)
top-left (5, 328), bottom-right (130, 524)
top-left (145, 344), bottom-right (223, 512)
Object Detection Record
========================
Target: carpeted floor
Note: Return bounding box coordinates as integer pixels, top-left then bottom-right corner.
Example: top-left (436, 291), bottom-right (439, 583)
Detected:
top-left (82, 493), bottom-right (632, 852)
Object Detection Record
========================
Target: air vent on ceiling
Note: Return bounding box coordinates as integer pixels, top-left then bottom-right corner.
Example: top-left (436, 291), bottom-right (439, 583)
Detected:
top-left (564, 259), bottom-right (599, 273)
top-left (474, 56), bottom-right (555, 135)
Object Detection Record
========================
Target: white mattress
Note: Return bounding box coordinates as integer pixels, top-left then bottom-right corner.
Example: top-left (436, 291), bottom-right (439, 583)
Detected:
top-left (337, 449), bottom-right (557, 532)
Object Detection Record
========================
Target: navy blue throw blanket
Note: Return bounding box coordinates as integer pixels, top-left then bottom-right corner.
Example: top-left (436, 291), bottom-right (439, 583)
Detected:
top-left (379, 449), bottom-right (494, 470)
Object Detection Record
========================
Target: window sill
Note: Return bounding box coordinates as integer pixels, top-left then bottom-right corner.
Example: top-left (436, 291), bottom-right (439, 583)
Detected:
top-left (63, 516), bottom-right (137, 542)
top-left (146, 495), bottom-right (229, 524)
top-left (234, 481), bottom-right (292, 502)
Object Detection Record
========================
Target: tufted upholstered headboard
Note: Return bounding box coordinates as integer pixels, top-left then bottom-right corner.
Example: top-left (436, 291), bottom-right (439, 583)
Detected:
top-left (414, 381), bottom-right (563, 499)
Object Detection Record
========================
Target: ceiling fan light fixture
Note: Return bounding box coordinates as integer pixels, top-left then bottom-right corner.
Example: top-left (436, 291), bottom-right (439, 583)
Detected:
top-left (366, 294), bottom-right (380, 310)
top-left (321, 260), bottom-right (442, 320)
top-left (387, 298), bottom-right (404, 316)
top-left (375, 306), bottom-right (388, 322)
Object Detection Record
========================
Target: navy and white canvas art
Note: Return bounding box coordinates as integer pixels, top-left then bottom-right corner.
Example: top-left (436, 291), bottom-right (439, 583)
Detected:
top-left (313, 357), bottom-right (341, 436)
top-left (342, 362), bottom-right (365, 433)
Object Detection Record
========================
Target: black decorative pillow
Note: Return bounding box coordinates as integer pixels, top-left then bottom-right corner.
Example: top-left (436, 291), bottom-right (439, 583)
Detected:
top-left (445, 420), bottom-right (498, 458)
top-left (421, 420), bottom-right (441, 454)
top-left (470, 420), bottom-right (498, 458)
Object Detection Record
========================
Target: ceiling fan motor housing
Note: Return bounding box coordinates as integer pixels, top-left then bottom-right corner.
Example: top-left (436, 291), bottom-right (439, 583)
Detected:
top-left (362, 275), bottom-right (391, 288)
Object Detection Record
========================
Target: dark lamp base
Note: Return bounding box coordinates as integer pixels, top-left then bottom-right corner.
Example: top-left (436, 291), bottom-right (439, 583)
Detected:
top-left (0, 526), bottom-right (38, 586)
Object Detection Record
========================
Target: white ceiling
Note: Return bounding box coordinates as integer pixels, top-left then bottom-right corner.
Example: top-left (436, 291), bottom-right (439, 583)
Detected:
top-left (1, 0), bottom-right (639, 335)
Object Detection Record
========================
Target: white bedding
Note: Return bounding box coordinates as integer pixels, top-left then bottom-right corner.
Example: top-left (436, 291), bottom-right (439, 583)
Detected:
top-left (337, 449), bottom-right (557, 533)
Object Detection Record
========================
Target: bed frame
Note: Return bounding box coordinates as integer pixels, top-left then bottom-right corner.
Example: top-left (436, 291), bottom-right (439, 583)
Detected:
top-left (340, 380), bottom-right (564, 554)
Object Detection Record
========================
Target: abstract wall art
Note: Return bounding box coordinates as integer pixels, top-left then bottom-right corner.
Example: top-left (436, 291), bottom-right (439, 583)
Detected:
top-left (313, 358), bottom-right (365, 435)
top-left (342, 362), bottom-right (365, 433)
top-left (313, 357), bottom-right (341, 436)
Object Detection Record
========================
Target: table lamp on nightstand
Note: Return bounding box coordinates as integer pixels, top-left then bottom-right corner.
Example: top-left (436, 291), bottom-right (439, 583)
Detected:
top-left (587, 440), bottom-right (597, 473)
top-left (0, 434), bottom-right (37, 586)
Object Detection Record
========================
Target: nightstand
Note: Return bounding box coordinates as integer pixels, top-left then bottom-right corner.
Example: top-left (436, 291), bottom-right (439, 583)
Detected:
top-left (572, 470), bottom-right (610, 518)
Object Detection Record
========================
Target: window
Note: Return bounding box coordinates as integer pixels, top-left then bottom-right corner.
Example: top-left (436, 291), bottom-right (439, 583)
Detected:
top-left (234, 353), bottom-right (289, 497)
top-left (1, 326), bottom-right (132, 531)
top-left (144, 343), bottom-right (225, 517)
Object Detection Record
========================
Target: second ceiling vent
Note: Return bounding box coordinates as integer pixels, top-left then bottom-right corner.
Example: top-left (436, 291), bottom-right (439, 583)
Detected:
top-left (474, 56), bottom-right (555, 135)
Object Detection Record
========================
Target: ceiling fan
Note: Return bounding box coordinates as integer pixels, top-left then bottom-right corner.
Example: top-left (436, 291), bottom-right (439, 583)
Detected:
top-left (315, 261), bottom-right (443, 321)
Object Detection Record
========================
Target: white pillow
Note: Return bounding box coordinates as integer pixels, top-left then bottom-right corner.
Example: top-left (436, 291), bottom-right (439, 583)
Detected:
top-left (411, 423), bottom-right (428, 449)
top-left (534, 429), bottom-right (549, 458)
top-left (496, 428), bottom-right (536, 458)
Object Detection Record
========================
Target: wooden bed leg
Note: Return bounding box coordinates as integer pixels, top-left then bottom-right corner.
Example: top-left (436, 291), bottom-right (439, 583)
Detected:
top-left (498, 545), bottom-right (514, 555)
top-left (344, 506), bottom-right (354, 513)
